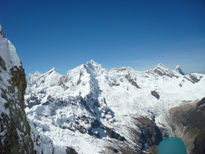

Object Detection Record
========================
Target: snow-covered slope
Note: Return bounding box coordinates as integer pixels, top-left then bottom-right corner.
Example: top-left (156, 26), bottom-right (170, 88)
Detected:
top-left (25, 60), bottom-right (205, 154)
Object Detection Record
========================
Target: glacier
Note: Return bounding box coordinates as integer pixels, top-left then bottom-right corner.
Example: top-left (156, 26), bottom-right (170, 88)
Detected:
top-left (25, 59), bottom-right (205, 154)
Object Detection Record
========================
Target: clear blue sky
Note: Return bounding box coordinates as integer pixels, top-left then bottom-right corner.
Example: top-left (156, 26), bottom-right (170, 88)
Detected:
top-left (1, 0), bottom-right (205, 74)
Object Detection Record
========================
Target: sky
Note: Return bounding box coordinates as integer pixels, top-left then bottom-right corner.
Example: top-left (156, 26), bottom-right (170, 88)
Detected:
top-left (0, 0), bottom-right (205, 74)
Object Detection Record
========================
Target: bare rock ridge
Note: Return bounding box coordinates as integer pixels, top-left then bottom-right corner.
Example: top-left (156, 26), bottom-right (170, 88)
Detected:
top-left (0, 25), bottom-right (35, 153)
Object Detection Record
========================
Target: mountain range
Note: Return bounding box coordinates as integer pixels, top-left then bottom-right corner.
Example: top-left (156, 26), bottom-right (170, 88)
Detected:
top-left (25, 59), bottom-right (205, 153)
top-left (1, 26), bottom-right (205, 154)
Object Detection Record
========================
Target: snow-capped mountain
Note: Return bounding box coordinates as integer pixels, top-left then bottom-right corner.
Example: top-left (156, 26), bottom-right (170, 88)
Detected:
top-left (25, 60), bottom-right (205, 154)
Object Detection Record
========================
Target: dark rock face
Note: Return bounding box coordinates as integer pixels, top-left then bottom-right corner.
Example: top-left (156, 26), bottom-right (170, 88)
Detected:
top-left (175, 66), bottom-right (185, 75)
top-left (66, 147), bottom-right (78, 154)
top-left (151, 91), bottom-right (160, 100)
top-left (0, 56), bottom-right (6, 72)
top-left (135, 117), bottom-right (163, 153)
top-left (153, 68), bottom-right (178, 78)
top-left (125, 73), bottom-right (140, 89)
top-left (196, 97), bottom-right (205, 109)
top-left (152, 64), bottom-right (180, 79)
top-left (169, 97), bottom-right (205, 154)
top-left (0, 60), bottom-right (35, 153)
top-left (184, 74), bottom-right (202, 84)
top-left (105, 116), bottom-right (164, 154)
top-left (104, 127), bottom-right (126, 141)
top-left (0, 28), bottom-right (5, 38)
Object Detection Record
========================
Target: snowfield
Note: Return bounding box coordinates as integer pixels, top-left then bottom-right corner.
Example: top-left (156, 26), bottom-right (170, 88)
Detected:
top-left (25, 60), bottom-right (205, 154)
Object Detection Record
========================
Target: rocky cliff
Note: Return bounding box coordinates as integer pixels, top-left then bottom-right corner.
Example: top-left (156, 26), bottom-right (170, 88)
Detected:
top-left (169, 97), bottom-right (205, 154)
top-left (0, 26), bottom-right (35, 153)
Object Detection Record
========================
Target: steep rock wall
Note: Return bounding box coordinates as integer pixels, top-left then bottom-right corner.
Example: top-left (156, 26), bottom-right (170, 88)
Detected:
top-left (0, 26), bottom-right (35, 154)
top-left (168, 98), bottom-right (205, 154)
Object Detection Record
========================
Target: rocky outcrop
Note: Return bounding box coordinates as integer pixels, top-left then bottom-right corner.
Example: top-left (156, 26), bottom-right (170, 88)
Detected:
top-left (175, 65), bottom-right (184, 75)
top-left (0, 25), bottom-right (5, 38)
top-left (168, 97), bottom-right (205, 154)
top-left (135, 117), bottom-right (163, 153)
top-left (0, 26), bottom-right (35, 153)
top-left (105, 116), bottom-right (164, 154)
top-left (125, 73), bottom-right (140, 89)
top-left (151, 90), bottom-right (160, 100)
top-left (153, 63), bottom-right (179, 78)
top-left (186, 74), bottom-right (201, 84)
top-left (66, 147), bottom-right (78, 154)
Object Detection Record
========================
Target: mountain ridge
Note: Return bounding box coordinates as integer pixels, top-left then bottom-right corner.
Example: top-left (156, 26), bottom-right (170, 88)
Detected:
top-left (30, 59), bottom-right (192, 76)
top-left (25, 59), bottom-right (205, 153)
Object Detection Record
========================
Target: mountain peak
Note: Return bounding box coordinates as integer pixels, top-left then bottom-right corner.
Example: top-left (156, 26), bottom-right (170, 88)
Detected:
top-left (84, 59), bottom-right (105, 76)
top-left (86, 59), bottom-right (100, 65)
top-left (152, 63), bottom-right (176, 77)
top-left (155, 63), bottom-right (168, 70)
top-left (86, 59), bottom-right (102, 69)
top-left (47, 67), bottom-right (57, 74)
top-left (175, 65), bottom-right (184, 75)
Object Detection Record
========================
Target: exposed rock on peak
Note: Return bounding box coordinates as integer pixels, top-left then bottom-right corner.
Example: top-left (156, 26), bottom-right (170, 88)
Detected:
top-left (175, 65), bottom-right (185, 75)
top-left (48, 67), bottom-right (57, 74)
top-left (155, 63), bottom-right (168, 70)
top-left (153, 63), bottom-right (178, 78)
top-left (0, 24), bottom-right (5, 38)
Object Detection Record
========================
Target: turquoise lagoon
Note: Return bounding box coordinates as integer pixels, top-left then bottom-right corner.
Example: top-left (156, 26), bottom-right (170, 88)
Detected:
top-left (158, 137), bottom-right (187, 154)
